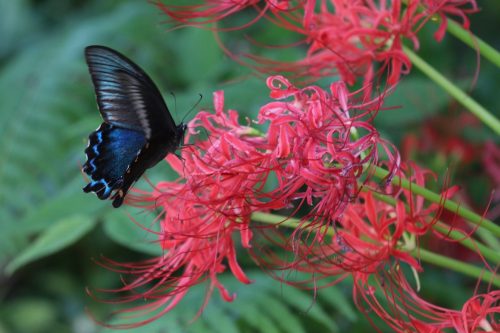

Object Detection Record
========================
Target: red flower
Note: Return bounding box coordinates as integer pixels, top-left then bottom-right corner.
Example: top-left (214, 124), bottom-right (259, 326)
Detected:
top-left (156, 0), bottom-right (296, 29)
top-left (254, 159), bottom-right (487, 332)
top-left (249, 76), bottom-right (401, 280)
top-left (274, 165), bottom-right (434, 281)
top-left (268, 0), bottom-right (477, 85)
top-left (157, 0), bottom-right (258, 25)
top-left (342, 191), bottom-right (422, 272)
top-left (92, 76), bottom-right (397, 326)
top-left (424, 0), bottom-right (478, 41)
top-left (452, 290), bottom-right (500, 332)
top-left (354, 272), bottom-right (499, 332)
top-left (259, 77), bottom-right (384, 218)
top-left (158, 0), bottom-right (478, 87)
top-left (91, 91), bottom-right (263, 328)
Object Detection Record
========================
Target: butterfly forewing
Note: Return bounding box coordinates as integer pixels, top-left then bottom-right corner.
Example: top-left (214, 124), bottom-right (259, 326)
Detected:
top-left (84, 46), bottom-right (177, 139)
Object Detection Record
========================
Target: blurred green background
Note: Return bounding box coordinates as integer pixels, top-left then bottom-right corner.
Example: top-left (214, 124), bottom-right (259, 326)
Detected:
top-left (0, 1), bottom-right (498, 332)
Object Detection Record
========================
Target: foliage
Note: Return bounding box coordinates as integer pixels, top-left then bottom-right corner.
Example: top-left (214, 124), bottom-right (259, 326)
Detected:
top-left (0, 0), bottom-right (498, 332)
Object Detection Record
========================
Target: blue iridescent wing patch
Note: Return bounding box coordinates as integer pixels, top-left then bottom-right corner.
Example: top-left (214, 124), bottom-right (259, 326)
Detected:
top-left (83, 45), bottom-right (187, 208)
top-left (83, 123), bottom-right (146, 200)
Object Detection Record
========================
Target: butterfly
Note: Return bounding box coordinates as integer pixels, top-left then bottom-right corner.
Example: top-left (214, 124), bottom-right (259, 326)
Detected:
top-left (82, 45), bottom-right (186, 208)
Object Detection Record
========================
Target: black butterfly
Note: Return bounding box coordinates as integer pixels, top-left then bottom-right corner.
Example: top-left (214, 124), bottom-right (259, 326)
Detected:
top-left (82, 45), bottom-right (186, 208)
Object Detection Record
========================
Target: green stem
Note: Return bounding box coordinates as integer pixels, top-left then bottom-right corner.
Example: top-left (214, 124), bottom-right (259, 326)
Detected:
top-left (446, 19), bottom-right (500, 69)
top-left (251, 212), bottom-right (499, 287)
top-left (402, 0), bottom-right (500, 68)
top-left (369, 190), bottom-right (500, 264)
top-left (372, 166), bottom-right (500, 237)
top-left (251, 211), bottom-right (324, 233)
top-left (416, 248), bottom-right (500, 288)
top-left (403, 46), bottom-right (500, 135)
top-left (433, 222), bottom-right (500, 263)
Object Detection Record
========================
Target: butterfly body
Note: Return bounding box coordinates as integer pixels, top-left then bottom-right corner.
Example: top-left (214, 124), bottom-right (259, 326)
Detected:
top-left (83, 45), bottom-right (186, 208)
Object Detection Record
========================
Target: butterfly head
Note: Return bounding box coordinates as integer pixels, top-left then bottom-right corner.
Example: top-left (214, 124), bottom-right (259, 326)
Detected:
top-left (177, 122), bottom-right (188, 147)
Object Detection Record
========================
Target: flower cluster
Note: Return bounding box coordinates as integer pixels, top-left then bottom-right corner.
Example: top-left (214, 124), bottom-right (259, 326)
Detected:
top-left (93, 1), bottom-right (500, 332)
top-left (158, 0), bottom-right (478, 87)
top-left (156, 0), bottom-right (293, 27)
top-left (98, 76), bottom-right (400, 327)
top-left (354, 267), bottom-right (500, 332)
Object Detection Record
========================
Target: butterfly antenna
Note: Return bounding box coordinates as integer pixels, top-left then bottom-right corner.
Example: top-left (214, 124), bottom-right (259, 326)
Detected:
top-left (170, 91), bottom-right (178, 119)
top-left (181, 93), bottom-right (203, 124)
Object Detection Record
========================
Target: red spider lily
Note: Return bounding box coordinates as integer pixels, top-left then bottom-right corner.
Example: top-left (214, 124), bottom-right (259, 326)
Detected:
top-left (156, 0), bottom-right (297, 30)
top-left (289, 0), bottom-right (420, 85)
top-left (354, 270), bottom-right (499, 332)
top-left (158, 0), bottom-right (477, 87)
top-left (339, 191), bottom-right (422, 272)
top-left (251, 77), bottom-right (401, 277)
top-left (253, 159), bottom-right (490, 332)
top-left (259, 171), bottom-right (433, 285)
top-left (400, 114), bottom-right (496, 262)
top-left (91, 92), bottom-right (265, 327)
top-left (258, 76), bottom-right (397, 224)
top-left (266, 0), bottom-right (477, 85)
top-left (352, 267), bottom-right (450, 333)
top-left (93, 76), bottom-right (398, 326)
top-left (383, 162), bottom-right (438, 234)
top-left (156, 0), bottom-right (258, 26)
top-left (424, 0), bottom-right (478, 41)
top-left (256, 189), bottom-right (423, 287)
top-left (451, 290), bottom-right (500, 332)
top-left (341, 164), bottom-right (494, 333)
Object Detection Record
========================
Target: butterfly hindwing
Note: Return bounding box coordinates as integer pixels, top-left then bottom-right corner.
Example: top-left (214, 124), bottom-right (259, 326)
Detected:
top-left (83, 123), bottom-right (146, 202)
top-left (83, 45), bottom-right (187, 208)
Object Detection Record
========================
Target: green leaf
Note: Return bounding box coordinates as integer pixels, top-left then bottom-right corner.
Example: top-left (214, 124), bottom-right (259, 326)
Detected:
top-left (0, 298), bottom-right (58, 333)
top-left (16, 180), bottom-right (104, 234)
top-left (253, 293), bottom-right (306, 333)
top-left (319, 283), bottom-right (357, 321)
top-left (96, 271), bottom-right (342, 333)
top-left (103, 209), bottom-right (163, 256)
top-left (5, 215), bottom-right (96, 274)
top-left (269, 284), bottom-right (338, 332)
top-left (222, 76), bottom-right (270, 120)
top-left (237, 301), bottom-right (282, 333)
top-left (0, 0), bottom-right (172, 265)
top-left (375, 77), bottom-right (451, 128)
top-left (0, 0), bottom-right (37, 58)
top-left (174, 27), bottom-right (224, 85)
top-left (202, 303), bottom-right (241, 333)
